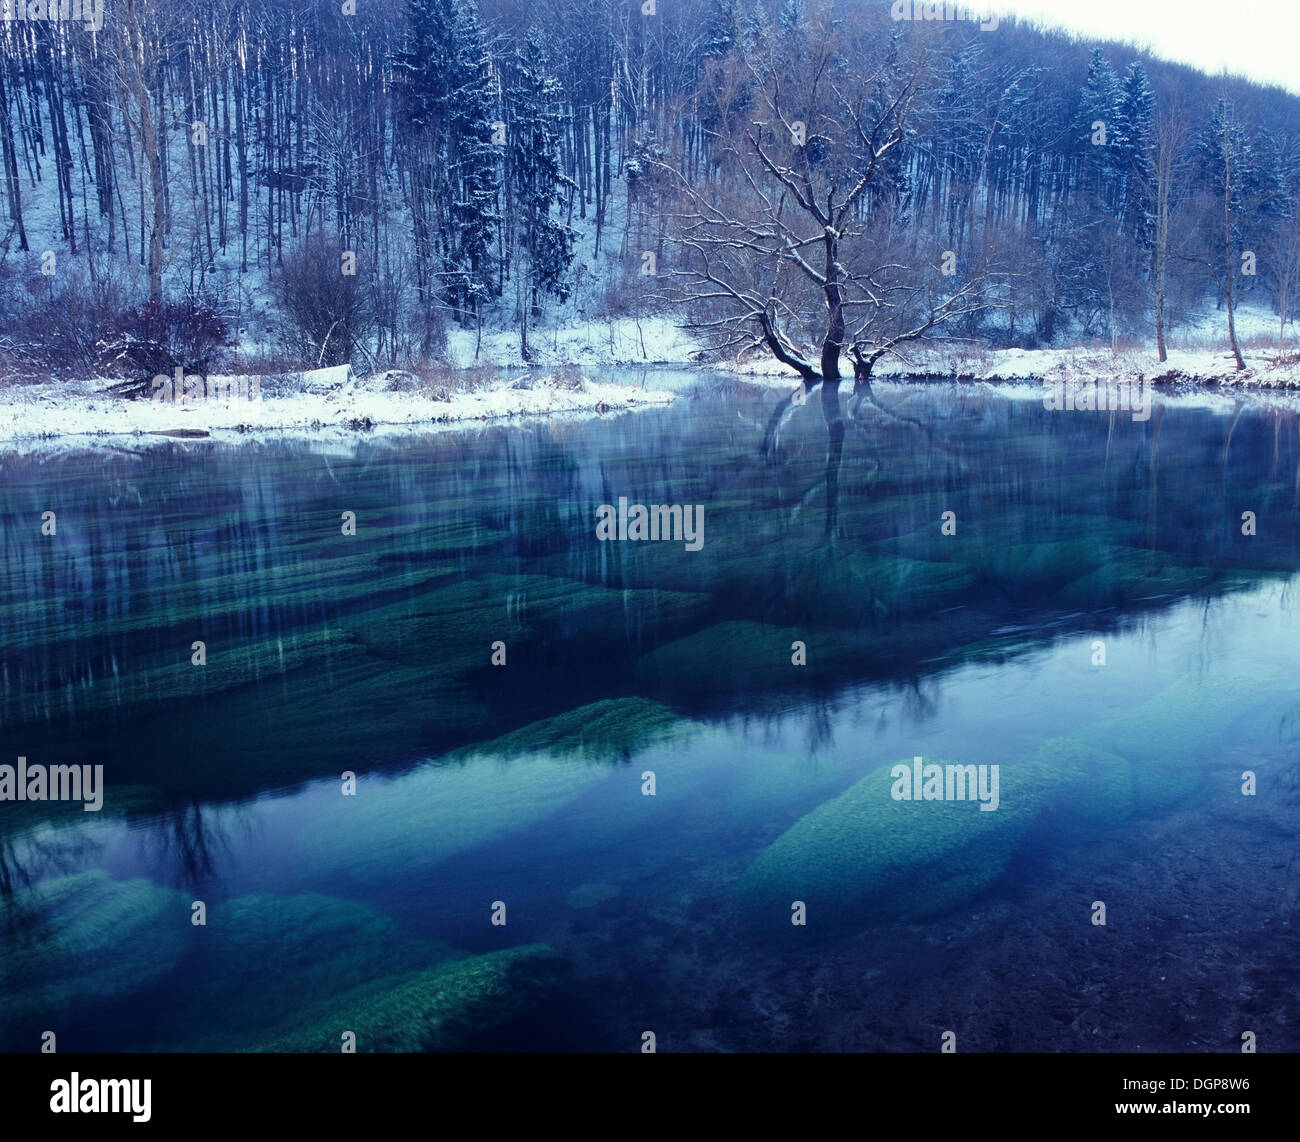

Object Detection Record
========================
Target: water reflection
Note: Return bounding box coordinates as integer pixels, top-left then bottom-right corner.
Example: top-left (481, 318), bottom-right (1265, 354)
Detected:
top-left (1, 378), bottom-right (1297, 820)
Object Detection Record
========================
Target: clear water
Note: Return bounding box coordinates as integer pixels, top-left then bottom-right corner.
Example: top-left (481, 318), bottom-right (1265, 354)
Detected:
top-left (2, 375), bottom-right (1297, 1052)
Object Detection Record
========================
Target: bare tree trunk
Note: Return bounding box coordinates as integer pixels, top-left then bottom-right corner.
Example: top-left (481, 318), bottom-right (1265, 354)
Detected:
top-left (1222, 126), bottom-right (1245, 371)
top-left (821, 231), bottom-right (844, 381)
top-left (0, 61), bottom-right (27, 251)
top-left (119, 0), bottom-right (167, 301)
top-left (1152, 113), bottom-right (1175, 363)
top-left (1280, 285), bottom-right (1288, 355)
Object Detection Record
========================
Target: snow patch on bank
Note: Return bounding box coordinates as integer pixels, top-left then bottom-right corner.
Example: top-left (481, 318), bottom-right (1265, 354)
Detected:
top-left (445, 316), bottom-right (705, 368)
top-left (727, 343), bottom-right (1300, 390)
top-left (876, 344), bottom-right (1300, 390)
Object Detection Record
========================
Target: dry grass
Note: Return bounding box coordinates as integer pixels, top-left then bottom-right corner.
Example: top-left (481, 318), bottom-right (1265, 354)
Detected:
top-left (391, 361), bottom-right (508, 400)
top-left (548, 363), bottom-right (585, 391)
top-left (227, 350), bottom-right (303, 377)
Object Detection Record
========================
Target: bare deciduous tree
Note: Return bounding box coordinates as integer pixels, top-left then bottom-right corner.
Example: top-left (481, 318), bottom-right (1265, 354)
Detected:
top-left (652, 7), bottom-right (1004, 394)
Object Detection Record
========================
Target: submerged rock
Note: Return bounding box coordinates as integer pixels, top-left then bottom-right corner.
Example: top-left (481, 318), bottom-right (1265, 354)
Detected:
top-left (734, 675), bottom-right (1273, 936)
top-left (1075, 675), bottom-right (1258, 813)
top-left (1031, 736), bottom-right (1136, 825)
top-left (159, 892), bottom-right (446, 1049)
top-left (735, 758), bottom-right (1068, 932)
top-left (285, 751), bottom-right (610, 884)
top-left (0, 872), bottom-right (189, 1045)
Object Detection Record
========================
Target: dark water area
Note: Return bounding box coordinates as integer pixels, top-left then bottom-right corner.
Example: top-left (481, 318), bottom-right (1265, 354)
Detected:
top-left (1, 375), bottom-right (1298, 1052)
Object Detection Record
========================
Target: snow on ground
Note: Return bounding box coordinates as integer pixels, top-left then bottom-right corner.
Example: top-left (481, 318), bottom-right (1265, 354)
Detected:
top-left (444, 315), bottom-right (704, 369)
top-left (724, 340), bottom-right (1300, 390)
top-left (0, 364), bottom-right (675, 452)
top-left (870, 342), bottom-right (1300, 389)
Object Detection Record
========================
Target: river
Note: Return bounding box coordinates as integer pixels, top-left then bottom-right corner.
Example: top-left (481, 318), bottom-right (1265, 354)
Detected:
top-left (1, 373), bottom-right (1297, 1051)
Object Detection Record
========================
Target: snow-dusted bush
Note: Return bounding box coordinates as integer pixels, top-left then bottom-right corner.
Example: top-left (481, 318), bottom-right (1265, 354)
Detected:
top-left (272, 235), bottom-right (371, 369)
top-left (95, 299), bottom-right (231, 386)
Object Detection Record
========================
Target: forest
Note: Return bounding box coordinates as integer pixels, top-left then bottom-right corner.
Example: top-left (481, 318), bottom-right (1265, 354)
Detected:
top-left (2, 0), bottom-right (1300, 380)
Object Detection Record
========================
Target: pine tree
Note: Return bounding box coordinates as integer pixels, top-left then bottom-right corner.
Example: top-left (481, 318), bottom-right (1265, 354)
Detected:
top-left (702, 0), bottom-right (741, 60)
top-left (445, 0), bottom-right (502, 320)
top-left (396, 0), bottom-right (501, 323)
top-left (1077, 48), bottom-right (1121, 211)
top-left (1115, 61), bottom-right (1156, 250)
top-left (395, 0), bottom-right (455, 308)
top-left (503, 31), bottom-right (577, 360)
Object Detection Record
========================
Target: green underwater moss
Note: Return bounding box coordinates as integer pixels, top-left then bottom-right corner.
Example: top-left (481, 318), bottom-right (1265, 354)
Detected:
top-left (249, 943), bottom-right (568, 1052)
top-left (146, 891), bottom-right (501, 1050)
top-left (638, 620), bottom-right (860, 695)
top-left (974, 539), bottom-right (1100, 591)
top-left (1058, 545), bottom-right (1215, 607)
top-left (162, 892), bottom-right (441, 1047)
top-left (285, 751), bottom-right (611, 884)
top-left (1, 875), bottom-right (570, 1052)
top-left (1030, 736), bottom-right (1136, 825)
top-left (450, 696), bottom-right (686, 761)
top-left (0, 871), bottom-right (189, 1042)
top-left (735, 758), bottom-right (1065, 930)
top-left (1073, 675), bottom-right (1264, 814)
top-left (782, 551), bottom-right (975, 621)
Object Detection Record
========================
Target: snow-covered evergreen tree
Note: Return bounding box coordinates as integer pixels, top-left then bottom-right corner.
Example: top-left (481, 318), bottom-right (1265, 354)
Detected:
top-left (503, 31), bottom-right (577, 359)
top-left (396, 0), bottom-right (501, 324)
top-left (1077, 47), bottom-right (1122, 213)
top-left (1115, 61), bottom-right (1156, 251)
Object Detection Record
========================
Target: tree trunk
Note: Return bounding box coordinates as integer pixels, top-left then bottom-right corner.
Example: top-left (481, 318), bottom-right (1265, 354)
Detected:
top-left (820, 231), bottom-right (843, 380)
top-left (1223, 135), bottom-right (1245, 371)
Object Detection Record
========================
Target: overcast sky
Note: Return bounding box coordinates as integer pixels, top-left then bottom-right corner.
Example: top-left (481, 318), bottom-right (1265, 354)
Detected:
top-left (987, 0), bottom-right (1300, 94)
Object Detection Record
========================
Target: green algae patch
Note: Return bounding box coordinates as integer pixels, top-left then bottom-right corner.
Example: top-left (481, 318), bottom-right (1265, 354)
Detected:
top-left (735, 758), bottom-right (1070, 931)
top-left (783, 552), bottom-right (975, 621)
top-left (157, 892), bottom-right (461, 1050)
top-left (0, 872), bottom-right (188, 1042)
top-left (1058, 546), bottom-right (1214, 607)
top-left (735, 682), bottom-right (1273, 937)
top-left (638, 621), bottom-right (859, 695)
top-left (16, 627), bottom-right (360, 728)
top-left (451, 697), bottom-right (686, 762)
top-left (286, 752), bottom-right (611, 883)
top-left (974, 540), bottom-right (1099, 591)
top-left (1077, 676), bottom-right (1253, 764)
top-left (250, 943), bottom-right (568, 1052)
top-left (1030, 737), bottom-right (1137, 826)
top-left (120, 651), bottom-right (491, 797)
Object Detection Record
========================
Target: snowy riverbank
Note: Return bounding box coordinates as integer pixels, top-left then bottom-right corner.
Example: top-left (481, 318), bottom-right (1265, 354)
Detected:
top-left (868, 343), bottom-right (1300, 390)
top-left (0, 364), bottom-right (676, 450)
top-left (6, 333), bottom-right (1300, 456)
